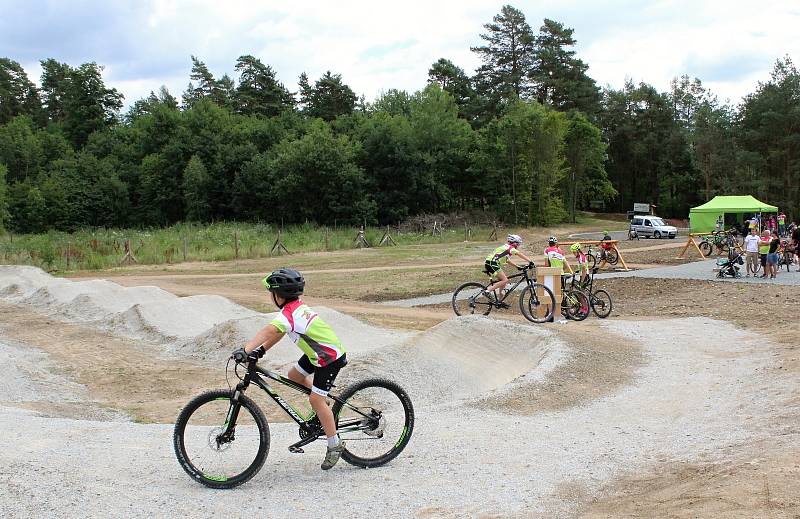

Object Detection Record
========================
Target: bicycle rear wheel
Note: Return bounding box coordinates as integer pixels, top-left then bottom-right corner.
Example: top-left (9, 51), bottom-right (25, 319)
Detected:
top-left (452, 281), bottom-right (492, 316)
top-left (699, 241), bottom-right (713, 257)
top-left (586, 252), bottom-right (597, 271)
top-left (590, 289), bottom-right (613, 318)
top-left (607, 249), bottom-right (619, 265)
top-left (518, 283), bottom-right (556, 323)
top-left (332, 378), bottom-right (414, 468)
top-left (563, 289), bottom-right (590, 321)
top-left (174, 390), bottom-right (270, 489)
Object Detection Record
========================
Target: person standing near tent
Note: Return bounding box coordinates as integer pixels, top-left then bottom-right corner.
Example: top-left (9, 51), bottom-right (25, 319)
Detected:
top-left (769, 215), bottom-right (777, 233)
top-left (743, 227), bottom-right (760, 277)
top-left (715, 215), bottom-right (723, 232)
top-left (749, 215), bottom-right (758, 233)
top-left (758, 230), bottom-right (771, 278)
top-left (778, 212), bottom-right (786, 237)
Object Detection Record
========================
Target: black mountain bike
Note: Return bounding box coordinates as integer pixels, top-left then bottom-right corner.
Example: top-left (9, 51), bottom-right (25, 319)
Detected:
top-left (560, 273), bottom-right (591, 321)
top-left (571, 267), bottom-right (612, 318)
top-left (451, 264), bottom-right (556, 323)
top-left (174, 355), bottom-right (414, 489)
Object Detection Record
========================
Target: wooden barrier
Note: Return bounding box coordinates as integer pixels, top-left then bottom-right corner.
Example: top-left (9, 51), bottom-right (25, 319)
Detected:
top-left (535, 266), bottom-right (562, 321)
top-left (675, 232), bottom-right (725, 259)
top-left (559, 240), bottom-right (630, 271)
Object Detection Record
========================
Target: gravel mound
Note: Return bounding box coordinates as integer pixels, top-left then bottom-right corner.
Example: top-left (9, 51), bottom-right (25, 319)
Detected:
top-left (0, 266), bottom-right (416, 366)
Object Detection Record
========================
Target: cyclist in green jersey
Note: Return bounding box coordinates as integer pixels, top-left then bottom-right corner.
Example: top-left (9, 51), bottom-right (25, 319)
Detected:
top-left (233, 268), bottom-right (348, 470)
top-left (482, 234), bottom-right (535, 300)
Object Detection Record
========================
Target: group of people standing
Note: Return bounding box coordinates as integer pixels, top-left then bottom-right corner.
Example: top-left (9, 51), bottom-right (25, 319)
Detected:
top-left (742, 225), bottom-right (800, 278)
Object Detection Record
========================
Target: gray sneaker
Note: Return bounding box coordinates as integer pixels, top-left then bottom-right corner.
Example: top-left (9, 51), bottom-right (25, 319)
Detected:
top-left (321, 441), bottom-right (345, 470)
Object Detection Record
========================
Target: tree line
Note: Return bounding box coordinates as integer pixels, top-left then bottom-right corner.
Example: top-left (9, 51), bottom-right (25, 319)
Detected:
top-left (0, 4), bottom-right (798, 234)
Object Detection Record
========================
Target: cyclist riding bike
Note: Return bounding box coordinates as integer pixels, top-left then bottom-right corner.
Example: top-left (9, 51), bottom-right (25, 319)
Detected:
top-left (482, 234), bottom-right (535, 301)
top-left (233, 268), bottom-right (348, 470)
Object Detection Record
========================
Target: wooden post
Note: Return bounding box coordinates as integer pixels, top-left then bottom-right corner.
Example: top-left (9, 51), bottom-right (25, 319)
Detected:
top-left (66, 242), bottom-right (71, 270)
top-left (270, 230), bottom-right (289, 256)
top-left (378, 225), bottom-right (397, 246)
top-left (183, 237), bottom-right (188, 261)
top-left (120, 239), bottom-right (138, 265)
top-left (354, 226), bottom-right (370, 248)
top-left (612, 244), bottom-right (630, 271)
top-left (675, 233), bottom-right (709, 259)
top-left (234, 231), bottom-right (240, 259)
top-left (324, 227), bottom-right (330, 251)
top-left (488, 222), bottom-right (498, 241)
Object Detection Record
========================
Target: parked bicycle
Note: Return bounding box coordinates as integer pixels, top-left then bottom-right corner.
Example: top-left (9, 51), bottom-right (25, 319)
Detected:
top-left (571, 267), bottom-right (612, 318)
top-left (699, 229), bottom-right (739, 257)
top-left (451, 264), bottom-right (556, 323)
top-left (174, 355), bottom-right (414, 489)
top-left (778, 239), bottom-right (795, 272)
top-left (560, 273), bottom-right (591, 321)
top-left (585, 244), bottom-right (619, 268)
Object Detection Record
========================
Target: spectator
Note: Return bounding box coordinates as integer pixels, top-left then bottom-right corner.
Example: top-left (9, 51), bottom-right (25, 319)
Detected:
top-left (767, 231), bottom-right (781, 278)
top-left (748, 215), bottom-right (758, 233)
top-left (768, 215), bottom-right (777, 233)
top-left (743, 227), bottom-right (760, 277)
top-left (715, 215), bottom-right (723, 232)
top-left (758, 230), bottom-right (771, 278)
top-left (778, 212), bottom-right (786, 237)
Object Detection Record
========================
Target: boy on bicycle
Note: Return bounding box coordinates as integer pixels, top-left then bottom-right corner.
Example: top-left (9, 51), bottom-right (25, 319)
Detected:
top-left (233, 268), bottom-right (348, 470)
top-left (482, 234), bottom-right (535, 301)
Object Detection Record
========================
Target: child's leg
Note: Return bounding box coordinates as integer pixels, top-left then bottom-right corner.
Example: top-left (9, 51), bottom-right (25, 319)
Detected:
top-left (486, 270), bottom-right (508, 292)
top-left (309, 392), bottom-right (336, 437)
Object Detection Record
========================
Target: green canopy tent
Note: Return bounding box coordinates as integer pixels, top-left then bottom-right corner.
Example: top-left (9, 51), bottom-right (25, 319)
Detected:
top-left (689, 195), bottom-right (778, 233)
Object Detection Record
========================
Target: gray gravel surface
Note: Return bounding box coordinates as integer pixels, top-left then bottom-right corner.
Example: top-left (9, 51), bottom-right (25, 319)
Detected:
top-left (596, 258), bottom-right (800, 285)
top-left (0, 318), bottom-right (781, 518)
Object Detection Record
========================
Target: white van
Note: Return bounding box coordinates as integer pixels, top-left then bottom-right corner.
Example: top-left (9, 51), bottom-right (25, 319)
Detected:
top-left (629, 215), bottom-right (677, 239)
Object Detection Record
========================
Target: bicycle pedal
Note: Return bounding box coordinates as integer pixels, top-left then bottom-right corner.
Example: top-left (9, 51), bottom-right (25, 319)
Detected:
top-left (288, 446), bottom-right (304, 454)
top-left (498, 302), bottom-right (511, 309)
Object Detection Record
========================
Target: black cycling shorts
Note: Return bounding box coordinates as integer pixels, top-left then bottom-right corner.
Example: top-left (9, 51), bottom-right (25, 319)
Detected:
top-left (296, 354), bottom-right (347, 396)
top-left (484, 259), bottom-right (502, 275)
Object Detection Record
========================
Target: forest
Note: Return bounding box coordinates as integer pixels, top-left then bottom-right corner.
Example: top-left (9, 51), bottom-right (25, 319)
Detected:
top-left (0, 4), bottom-right (798, 234)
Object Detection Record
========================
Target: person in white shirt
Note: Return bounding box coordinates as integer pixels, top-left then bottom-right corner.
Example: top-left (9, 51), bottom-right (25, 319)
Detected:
top-left (743, 227), bottom-right (761, 277)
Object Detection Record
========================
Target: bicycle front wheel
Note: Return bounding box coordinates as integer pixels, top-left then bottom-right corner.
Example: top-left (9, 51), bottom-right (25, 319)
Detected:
top-left (452, 281), bottom-right (492, 316)
top-left (607, 249), bottom-right (619, 265)
top-left (590, 289), bottom-right (613, 318)
top-left (332, 378), bottom-right (414, 468)
top-left (518, 283), bottom-right (556, 323)
top-left (174, 390), bottom-right (270, 489)
top-left (699, 241), bottom-right (713, 257)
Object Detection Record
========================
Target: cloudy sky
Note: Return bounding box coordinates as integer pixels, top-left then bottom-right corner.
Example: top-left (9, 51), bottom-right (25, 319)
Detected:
top-left (2, 0), bottom-right (798, 110)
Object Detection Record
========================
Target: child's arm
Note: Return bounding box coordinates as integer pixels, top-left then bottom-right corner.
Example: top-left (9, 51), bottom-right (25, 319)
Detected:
top-left (244, 324), bottom-right (284, 354)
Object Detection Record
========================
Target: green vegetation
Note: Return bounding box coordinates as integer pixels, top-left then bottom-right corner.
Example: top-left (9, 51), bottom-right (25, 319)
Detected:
top-left (1, 4), bottom-right (798, 240)
top-left (0, 221), bottom-right (496, 271)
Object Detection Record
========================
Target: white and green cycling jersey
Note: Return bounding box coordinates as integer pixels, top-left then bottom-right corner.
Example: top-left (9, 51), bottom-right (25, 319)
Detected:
top-left (485, 243), bottom-right (519, 268)
top-left (270, 299), bottom-right (346, 367)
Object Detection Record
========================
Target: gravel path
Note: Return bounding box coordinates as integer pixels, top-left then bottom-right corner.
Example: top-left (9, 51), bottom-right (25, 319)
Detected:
top-left (0, 317), bottom-right (781, 518)
top-left (596, 258), bottom-right (800, 285)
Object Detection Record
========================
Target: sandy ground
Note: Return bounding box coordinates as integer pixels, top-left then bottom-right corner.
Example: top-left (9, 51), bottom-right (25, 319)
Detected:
top-left (0, 265), bottom-right (798, 517)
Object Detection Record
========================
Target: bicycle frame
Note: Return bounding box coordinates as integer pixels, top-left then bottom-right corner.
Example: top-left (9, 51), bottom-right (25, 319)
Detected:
top-left (488, 267), bottom-right (535, 304)
top-left (220, 359), bottom-right (378, 453)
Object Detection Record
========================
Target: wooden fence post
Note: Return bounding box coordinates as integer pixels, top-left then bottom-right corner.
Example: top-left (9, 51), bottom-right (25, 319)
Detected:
top-left (234, 231), bottom-right (240, 259)
top-left (488, 222), bottom-right (498, 241)
top-left (270, 230), bottom-right (289, 256)
top-left (183, 237), bottom-right (188, 261)
top-left (120, 239), bottom-right (138, 265)
top-left (66, 242), bottom-right (71, 270)
top-left (324, 227), bottom-right (330, 251)
top-left (378, 225), bottom-right (397, 246)
top-left (354, 226), bottom-right (371, 248)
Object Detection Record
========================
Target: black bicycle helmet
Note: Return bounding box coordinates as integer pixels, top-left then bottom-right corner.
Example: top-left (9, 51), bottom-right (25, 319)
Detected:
top-left (262, 268), bottom-right (305, 299)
